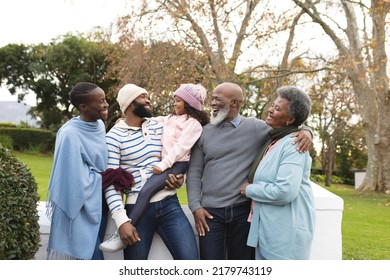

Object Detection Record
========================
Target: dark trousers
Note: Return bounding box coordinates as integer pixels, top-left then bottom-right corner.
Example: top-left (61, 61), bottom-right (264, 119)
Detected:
top-left (199, 201), bottom-right (255, 260)
top-left (128, 161), bottom-right (189, 225)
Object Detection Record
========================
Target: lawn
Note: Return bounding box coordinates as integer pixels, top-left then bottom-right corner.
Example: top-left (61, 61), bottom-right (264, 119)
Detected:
top-left (14, 151), bottom-right (189, 204)
top-left (14, 151), bottom-right (52, 201)
top-left (14, 152), bottom-right (390, 260)
top-left (325, 184), bottom-right (390, 260)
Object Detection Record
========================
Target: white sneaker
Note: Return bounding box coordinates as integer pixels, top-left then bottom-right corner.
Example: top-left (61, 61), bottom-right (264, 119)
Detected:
top-left (99, 232), bottom-right (127, 253)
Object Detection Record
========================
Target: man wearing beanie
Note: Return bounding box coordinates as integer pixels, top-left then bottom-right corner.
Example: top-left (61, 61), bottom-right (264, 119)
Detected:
top-left (102, 84), bottom-right (198, 260)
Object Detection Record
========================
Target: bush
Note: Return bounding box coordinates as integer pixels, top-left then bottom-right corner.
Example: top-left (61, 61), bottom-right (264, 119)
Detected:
top-left (311, 174), bottom-right (326, 184)
top-left (310, 173), bottom-right (350, 185)
top-left (0, 127), bottom-right (55, 154)
top-left (0, 134), bottom-right (13, 151)
top-left (0, 144), bottom-right (40, 259)
top-left (0, 122), bottom-right (17, 128)
top-left (0, 122), bottom-right (17, 127)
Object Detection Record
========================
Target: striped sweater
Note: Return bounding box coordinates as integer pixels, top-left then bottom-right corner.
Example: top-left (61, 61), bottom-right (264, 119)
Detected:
top-left (104, 119), bottom-right (176, 228)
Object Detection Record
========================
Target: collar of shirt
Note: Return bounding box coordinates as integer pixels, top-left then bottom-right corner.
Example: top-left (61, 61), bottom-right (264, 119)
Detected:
top-left (220, 115), bottom-right (241, 128)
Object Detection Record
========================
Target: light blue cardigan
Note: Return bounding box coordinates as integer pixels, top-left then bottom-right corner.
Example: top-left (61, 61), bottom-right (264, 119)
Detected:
top-left (246, 133), bottom-right (315, 260)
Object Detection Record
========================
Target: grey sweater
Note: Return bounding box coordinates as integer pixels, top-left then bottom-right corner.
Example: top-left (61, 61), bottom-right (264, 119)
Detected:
top-left (187, 116), bottom-right (271, 212)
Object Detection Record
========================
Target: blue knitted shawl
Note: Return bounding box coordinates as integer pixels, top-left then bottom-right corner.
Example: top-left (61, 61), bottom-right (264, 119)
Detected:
top-left (47, 117), bottom-right (107, 259)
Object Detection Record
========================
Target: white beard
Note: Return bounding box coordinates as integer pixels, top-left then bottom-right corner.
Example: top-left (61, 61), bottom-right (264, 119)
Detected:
top-left (210, 105), bottom-right (229, 125)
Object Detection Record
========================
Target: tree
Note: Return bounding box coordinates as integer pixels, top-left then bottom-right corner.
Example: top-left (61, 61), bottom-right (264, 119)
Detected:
top-left (122, 0), bottom-right (289, 84)
top-left (117, 1), bottom-right (322, 118)
top-left (292, 0), bottom-right (390, 192)
top-left (0, 44), bottom-right (34, 101)
top-left (0, 34), bottom-right (118, 130)
top-left (310, 68), bottom-right (365, 186)
top-left (104, 28), bottom-right (214, 124)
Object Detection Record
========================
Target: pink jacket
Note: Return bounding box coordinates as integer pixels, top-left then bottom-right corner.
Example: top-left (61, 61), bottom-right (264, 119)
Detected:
top-left (150, 114), bottom-right (202, 172)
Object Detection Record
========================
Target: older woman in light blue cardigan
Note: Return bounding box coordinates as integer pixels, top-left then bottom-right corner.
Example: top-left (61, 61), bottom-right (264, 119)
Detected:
top-left (240, 86), bottom-right (315, 260)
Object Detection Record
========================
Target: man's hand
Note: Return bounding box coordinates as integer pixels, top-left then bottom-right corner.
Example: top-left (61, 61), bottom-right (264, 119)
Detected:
top-left (118, 221), bottom-right (141, 246)
top-left (165, 173), bottom-right (184, 190)
top-left (193, 208), bottom-right (213, 237)
top-left (291, 130), bottom-right (313, 153)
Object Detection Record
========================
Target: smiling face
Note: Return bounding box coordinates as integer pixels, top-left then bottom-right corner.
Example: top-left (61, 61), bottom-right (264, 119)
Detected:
top-left (210, 90), bottom-right (231, 125)
top-left (80, 87), bottom-right (109, 122)
top-left (132, 93), bottom-right (153, 118)
top-left (173, 96), bottom-right (186, 115)
top-left (266, 96), bottom-right (295, 128)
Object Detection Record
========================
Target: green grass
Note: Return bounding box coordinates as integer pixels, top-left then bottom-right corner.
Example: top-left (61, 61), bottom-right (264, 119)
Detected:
top-left (325, 184), bottom-right (390, 260)
top-left (14, 151), bottom-right (52, 201)
top-left (14, 151), bottom-right (189, 204)
top-left (13, 152), bottom-right (390, 259)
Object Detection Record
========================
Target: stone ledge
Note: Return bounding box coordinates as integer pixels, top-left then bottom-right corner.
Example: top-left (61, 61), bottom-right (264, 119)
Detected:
top-left (35, 182), bottom-right (344, 260)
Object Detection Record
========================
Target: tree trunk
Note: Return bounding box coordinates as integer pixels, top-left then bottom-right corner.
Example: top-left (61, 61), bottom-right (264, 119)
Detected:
top-left (356, 0), bottom-right (390, 192)
top-left (359, 90), bottom-right (390, 192)
top-left (292, 0), bottom-right (389, 192)
top-left (325, 144), bottom-right (335, 187)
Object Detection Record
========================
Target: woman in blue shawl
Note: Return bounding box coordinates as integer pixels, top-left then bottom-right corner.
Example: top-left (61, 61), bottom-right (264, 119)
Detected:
top-left (46, 82), bottom-right (109, 260)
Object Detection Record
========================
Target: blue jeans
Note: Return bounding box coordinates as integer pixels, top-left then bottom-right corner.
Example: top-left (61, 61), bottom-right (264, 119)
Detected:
top-left (128, 161), bottom-right (189, 225)
top-left (123, 194), bottom-right (199, 260)
top-left (199, 201), bottom-right (255, 260)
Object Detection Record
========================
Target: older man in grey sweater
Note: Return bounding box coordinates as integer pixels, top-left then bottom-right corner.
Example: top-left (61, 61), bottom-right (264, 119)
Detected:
top-left (186, 82), bottom-right (312, 260)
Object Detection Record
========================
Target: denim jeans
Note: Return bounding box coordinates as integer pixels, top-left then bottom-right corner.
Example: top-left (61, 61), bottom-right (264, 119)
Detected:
top-left (123, 194), bottom-right (199, 260)
top-left (200, 201), bottom-right (255, 260)
top-left (128, 161), bottom-right (189, 225)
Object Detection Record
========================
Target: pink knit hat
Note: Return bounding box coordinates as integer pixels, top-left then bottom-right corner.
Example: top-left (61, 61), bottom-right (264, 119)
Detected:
top-left (173, 84), bottom-right (207, 111)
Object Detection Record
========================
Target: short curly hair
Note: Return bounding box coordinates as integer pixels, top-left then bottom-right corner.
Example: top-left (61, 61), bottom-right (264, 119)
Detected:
top-left (277, 86), bottom-right (311, 126)
top-left (69, 82), bottom-right (99, 111)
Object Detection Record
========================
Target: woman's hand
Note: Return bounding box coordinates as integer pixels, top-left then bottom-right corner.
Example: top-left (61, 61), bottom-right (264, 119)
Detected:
top-left (240, 182), bottom-right (250, 197)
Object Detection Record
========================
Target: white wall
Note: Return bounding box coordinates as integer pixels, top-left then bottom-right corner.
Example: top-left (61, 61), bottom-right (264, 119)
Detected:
top-left (354, 171), bottom-right (366, 189)
top-left (102, 182), bottom-right (344, 260)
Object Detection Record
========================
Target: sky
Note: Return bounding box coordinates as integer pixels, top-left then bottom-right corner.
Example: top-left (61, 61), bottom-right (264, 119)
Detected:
top-left (0, 0), bottom-right (129, 105)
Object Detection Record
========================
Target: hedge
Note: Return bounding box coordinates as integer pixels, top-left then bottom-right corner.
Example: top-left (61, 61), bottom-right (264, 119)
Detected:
top-left (0, 127), bottom-right (55, 153)
top-left (0, 144), bottom-right (40, 259)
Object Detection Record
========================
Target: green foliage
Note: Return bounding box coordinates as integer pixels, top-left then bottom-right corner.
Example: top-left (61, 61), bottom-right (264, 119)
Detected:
top-left (311, 174), bottom-right (326, 184)
top-left (311, 174), bottom-right (347, 185)
top-left (0, 145), bottom-right (40, 259)
top-left (14, 152), bottom-right (53, 200)
top-left (336, 131), bottom-right (367, 183)
top-left (0, 44), bottom-right (34, 99)
top-left (0, 34), bottom-right (119, 130)
top-left (0, 134), bottom-right (13, 151)
top-left (0, 122), bottom-right (17, 128)
top-left (0, 127), bottom-right (55, 153)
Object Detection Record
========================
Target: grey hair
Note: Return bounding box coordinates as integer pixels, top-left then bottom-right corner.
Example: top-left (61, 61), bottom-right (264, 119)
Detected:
top-left (277, 86), bottom-right (312, 126)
